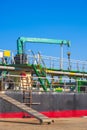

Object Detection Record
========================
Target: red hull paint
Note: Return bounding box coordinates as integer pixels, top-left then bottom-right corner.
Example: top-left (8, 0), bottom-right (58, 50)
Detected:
top-left (0, 110), bottom-right (87, 118)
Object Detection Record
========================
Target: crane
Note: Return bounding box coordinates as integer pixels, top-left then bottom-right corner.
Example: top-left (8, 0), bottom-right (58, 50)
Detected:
top-left (17, 37), bottom-right (70, 55)
top-left (15, 37), bottom-right (71, 91)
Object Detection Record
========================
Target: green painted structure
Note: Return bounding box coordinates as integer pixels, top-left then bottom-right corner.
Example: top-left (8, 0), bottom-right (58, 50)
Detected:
top-left (17, 37), bottom-right (70, 54)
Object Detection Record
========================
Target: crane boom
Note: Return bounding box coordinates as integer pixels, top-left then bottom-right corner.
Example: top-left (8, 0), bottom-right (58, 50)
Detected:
top-left (17, 37), bottom-right (71, 54)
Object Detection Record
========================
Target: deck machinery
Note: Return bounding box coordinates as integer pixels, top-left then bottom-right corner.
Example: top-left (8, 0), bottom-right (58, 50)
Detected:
top-left (13, 37), bottom-right (71, 92)
top-left (0, 37), bottom-right (87, 92)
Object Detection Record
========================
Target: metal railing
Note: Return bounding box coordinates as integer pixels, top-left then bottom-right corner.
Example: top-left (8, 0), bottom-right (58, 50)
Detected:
top-left (0, 49), bottom-right (87, 72)
top-left (0, 74), bottom-right (87, 93)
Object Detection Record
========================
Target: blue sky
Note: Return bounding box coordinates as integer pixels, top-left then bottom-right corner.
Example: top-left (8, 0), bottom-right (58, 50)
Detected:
top-left (0, 0), bottom-right (87, 60)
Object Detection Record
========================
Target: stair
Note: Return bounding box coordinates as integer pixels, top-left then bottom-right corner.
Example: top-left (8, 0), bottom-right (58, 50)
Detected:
top-left (32, 64), bottom-right (50, 91)
top-left (0, 93), bottom-right (53, 124)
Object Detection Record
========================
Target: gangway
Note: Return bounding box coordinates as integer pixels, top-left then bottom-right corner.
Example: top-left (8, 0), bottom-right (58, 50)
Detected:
top-left (0, 93), bottom-right (53, 124)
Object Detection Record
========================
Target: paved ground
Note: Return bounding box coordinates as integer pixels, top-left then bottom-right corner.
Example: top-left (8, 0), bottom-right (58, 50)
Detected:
top-left (0, 117), bottom-right (87, 130)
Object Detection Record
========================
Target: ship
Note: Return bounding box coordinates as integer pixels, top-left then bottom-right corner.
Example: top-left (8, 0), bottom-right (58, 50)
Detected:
top-left (0, 37), bottom-right (87, 120)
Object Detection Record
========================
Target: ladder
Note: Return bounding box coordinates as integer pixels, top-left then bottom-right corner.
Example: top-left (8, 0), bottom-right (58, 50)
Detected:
top-left (23, 90), bottom-right (40, 107)
top-left (21, 75), bottom-right (40, 107)
top-left (0, 93), bottom-right (53, 124)
top-left (23, 90), bottom-right (32, 107)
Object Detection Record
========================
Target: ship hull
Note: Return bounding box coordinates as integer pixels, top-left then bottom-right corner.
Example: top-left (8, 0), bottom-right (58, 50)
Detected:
top-left (0, 92), bottom-right (87, 118)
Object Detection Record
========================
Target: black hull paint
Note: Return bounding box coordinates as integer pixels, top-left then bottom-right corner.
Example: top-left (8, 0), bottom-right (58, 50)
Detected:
top-left (0, 91), bottom-right (87, 118)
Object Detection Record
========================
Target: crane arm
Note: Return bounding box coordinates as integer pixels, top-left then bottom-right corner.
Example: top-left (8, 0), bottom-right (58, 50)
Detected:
top-left (17, 37), bottom-right (71, 54)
